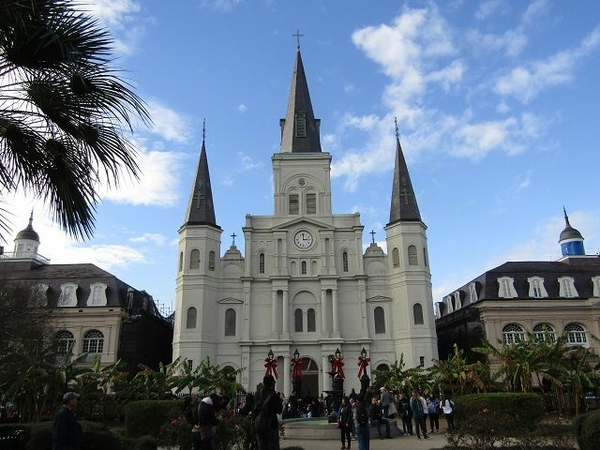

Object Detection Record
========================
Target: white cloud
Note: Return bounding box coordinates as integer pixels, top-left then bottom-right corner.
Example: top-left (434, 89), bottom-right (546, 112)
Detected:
top-left (475, 0), bottom-right (503, 20)
top-left (129, 233), bottom-right (167, 246)
top-left (201, 0), bottom-right (243, 11)
top-left (494, 27), bottom-right (600, 102)
top-left (238, 153), bottom-right (262, 172)
top-left (451, 118), bottom-right (515, 158)
top-left (237, 104), bottom-right (248, 113)
top-left (466, 29), bottom-right (527, 57)
top-left (146, 101), bottom-right (192, 143)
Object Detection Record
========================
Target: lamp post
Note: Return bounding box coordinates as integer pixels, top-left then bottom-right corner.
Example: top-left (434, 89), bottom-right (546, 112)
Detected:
top-left (264, 349), bottom-right (278, 379)
top-left (329, 347), bottom-right (345, 413)
top-left (291, 348), bottom-right (302, 397)
top-left (358, 347), bottom-right (370, 396)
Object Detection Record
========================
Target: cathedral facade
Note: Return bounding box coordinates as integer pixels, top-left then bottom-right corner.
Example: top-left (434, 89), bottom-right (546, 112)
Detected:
top-left (172, 49), bottom-right (438, 395)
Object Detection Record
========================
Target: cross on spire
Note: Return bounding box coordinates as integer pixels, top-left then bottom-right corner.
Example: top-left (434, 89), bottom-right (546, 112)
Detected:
top-left (369, 230), bottom-right (376, 244)
top-left (293, 29), bottom-right (304, 49)
top-left (231, 232), bottom-right (237, 246)
top-left (394, 116), bottom-right (399, 139)
top-left (202, 118), bottom-right (206, 142)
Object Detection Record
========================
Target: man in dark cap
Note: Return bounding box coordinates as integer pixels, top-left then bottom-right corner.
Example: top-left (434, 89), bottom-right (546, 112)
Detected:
top-left (52, 392), bottom-right (82, 450)
top-left (252, 374), bottom-right (282, 450)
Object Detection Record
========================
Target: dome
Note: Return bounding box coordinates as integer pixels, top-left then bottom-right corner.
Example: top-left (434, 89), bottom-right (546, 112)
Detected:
top-left (559, 224), bottom-right (583, 242)
top-left (15, 214), bottom-right (39, 242)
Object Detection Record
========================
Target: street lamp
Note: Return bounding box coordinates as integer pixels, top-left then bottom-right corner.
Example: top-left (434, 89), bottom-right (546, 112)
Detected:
top-left (361, 347), bottom-right (368, 359)
top-left (294, 348), bottom-right (300, 360)
top-left (358, 347), bottom-right (370, 396)
top-left (268, 349), bottom-right (274, 361)
top-left (335, 348), bottom-right (342, 359)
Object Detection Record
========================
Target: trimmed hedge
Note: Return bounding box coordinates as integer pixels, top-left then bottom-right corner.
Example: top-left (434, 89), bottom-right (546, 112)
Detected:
top-left (574, 409), bottom-right (600, 450)
top-left (124, 399), bottom-right (184, 438)
top-left (21, 420), bottom-right (119, 450)
top-left (449, 393), bottom-right (546, 450)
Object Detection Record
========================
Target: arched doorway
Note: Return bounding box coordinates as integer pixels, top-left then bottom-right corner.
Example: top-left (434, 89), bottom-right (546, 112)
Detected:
top-left (299, 357), bottom-right (319, 400)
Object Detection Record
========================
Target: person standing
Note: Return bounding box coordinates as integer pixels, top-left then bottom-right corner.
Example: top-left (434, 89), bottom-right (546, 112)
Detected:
top-left (369, 396), bottom-right (391, 439)
top-left (253, 374), bottom-right (283, 450)
top-left (198, 395), bottom-right (219, 450)
top-left (442, 393), bottom-right (456, 433)
top-left (399, 392), bottom-right (413, 435)
top-left (379, 387), bottom-right (391, 417)
top-left (52, 392), bottom-right (82, 450)
top-left (184, 394), bottom-right (201, 450)
top-left (353, 394), bottom-right (370, 450)
top-left (338, 396), bottom-right (353, 450)
top-left (409, 389), bottom-right (429, 440)
top-left (427, 392), bottom-right (440, 433)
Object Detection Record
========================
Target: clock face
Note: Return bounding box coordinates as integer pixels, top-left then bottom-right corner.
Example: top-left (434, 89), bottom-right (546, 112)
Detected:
top-left (294, 230), bottom-right (313, 249)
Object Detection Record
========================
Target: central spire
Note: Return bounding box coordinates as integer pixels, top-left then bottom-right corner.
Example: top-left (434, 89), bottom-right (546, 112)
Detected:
top-left (279, 48), bottom-right (322, 153)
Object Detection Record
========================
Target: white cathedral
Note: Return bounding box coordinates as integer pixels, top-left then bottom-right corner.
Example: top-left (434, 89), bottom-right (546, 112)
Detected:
top-left (172, 48), bottom-right (438, 396)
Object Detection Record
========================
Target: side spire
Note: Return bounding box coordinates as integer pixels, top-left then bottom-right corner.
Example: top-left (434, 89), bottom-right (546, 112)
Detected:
top-left (183, 120), bottom-right (219, 229)
top-left (388, 119), bottom-right (421, 225)
top-left (279, 45), bottom-right (322, 153)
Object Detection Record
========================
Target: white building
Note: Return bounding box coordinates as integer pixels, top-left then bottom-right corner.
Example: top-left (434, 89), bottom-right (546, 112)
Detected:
top-left (172, 48), bottom-right (438, 395)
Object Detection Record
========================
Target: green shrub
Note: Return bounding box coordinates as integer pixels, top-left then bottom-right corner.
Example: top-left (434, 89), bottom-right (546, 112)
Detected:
top-left (135, 434), bottom-right (158, 450)
top-left (214, 416), bottom-right (255, 450)
top-left (24, 420), bottom-right (118, 450)
top-left (448, 393), bottom-right (545, 450)
top-left (574, 409), bottom-right (600, 450)
top-left (157, 416), bottom-right (192, 450)
top-left (124, 399), bottom-right (183, 438)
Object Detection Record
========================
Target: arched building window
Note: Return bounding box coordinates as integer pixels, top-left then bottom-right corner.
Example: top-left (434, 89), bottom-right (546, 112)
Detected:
top-left (392, 248), bottom-right (400, 268)
top-left (423, 247), bottom-right (428, 267)
top-left (82, 330), bottom-right (104, 354)
top-left (408, 245), bottom-right (418, 266)
top-left (533, 323), bottom-right (556, 341)
top-left (294, 308), bottom-right (303, 332)
top-left (225, 309), bottom-right (236, 336)
top-left (502, 323), bottom-right (525, 345)
top-left (307, 308), bottom-right (316, 332)
top-left (208, 251), bottom-right (215, 271)
top-left (413, 303), bottom-right (424, 325)
top-left (259, 253), bottom-right (265, 274)
top-left (565, 323), bottom-right (588, 346)
top-left (179, 252), bottom-right (183, 272)
top-left (301, 261), bottom-right (307, 275)
top-left (374, 307), bottom-right (386, 334)
top-left (54, 330), bottom-right (75, 355)
top-left (186, 307), bottom-right (197, 329)
top-left (342, 252), bottom-right (349, 272)
top-left (189, 249), bottom-right (200, 270)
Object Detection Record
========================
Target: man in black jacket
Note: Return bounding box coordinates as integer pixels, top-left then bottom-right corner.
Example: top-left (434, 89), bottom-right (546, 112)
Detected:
top-left (253, 374), bottom-right (282, 450)
top-left (198, 394), bottom-right (220, 450)
top-left (52, 392), bottom-right (82, 450)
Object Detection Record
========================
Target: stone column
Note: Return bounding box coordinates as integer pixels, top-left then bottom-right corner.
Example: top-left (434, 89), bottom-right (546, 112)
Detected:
top-left (282, 289), bottom-right (289, 337)
top-left (332, 289), bottom-right (339, 337)
top-left (320, 289), bottom-right (327, 338)
top-left (283, 354), bottom-right (291, 396)
top-left (322, 354), bottom-right (331, 394)
top-left (271, 290), bottom-right (278, 338)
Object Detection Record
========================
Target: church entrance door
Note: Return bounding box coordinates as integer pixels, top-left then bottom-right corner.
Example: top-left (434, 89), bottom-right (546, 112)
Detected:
top-left (301, 357), bottom-right (319, 400)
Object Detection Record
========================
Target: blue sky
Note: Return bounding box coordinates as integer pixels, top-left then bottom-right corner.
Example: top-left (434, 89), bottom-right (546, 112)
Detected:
top-left (4, 0), bottom-right (600, 313)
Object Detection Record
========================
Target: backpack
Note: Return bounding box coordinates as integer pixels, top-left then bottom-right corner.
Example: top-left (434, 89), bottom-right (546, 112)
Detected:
top-left (356, 403), bottom-right (369, 426)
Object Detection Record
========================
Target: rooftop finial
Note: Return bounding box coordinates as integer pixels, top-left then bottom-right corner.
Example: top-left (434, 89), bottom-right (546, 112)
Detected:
top-left (202, 118), bottom-right (206, 143)
top-left (563, 206), bottom-right (571, 226)
top-left (29, 210), bottom-right (33, 226)
top-left (370, 230), bottom-right (376, 244)
top-left (293, 29), bottom-right (304, 50)
top-left (394, 117), bottom-right (399, 139)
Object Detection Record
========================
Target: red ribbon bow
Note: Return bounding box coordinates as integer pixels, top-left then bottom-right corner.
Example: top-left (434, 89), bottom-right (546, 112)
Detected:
top-left (291, 357), bottom-right (303, 379)
top-left (264, 357), bottom-right (279, 379)
top-left (357, 355), bottom-right (371, 378)
top-left (332, 356), bottom-right (345, 379)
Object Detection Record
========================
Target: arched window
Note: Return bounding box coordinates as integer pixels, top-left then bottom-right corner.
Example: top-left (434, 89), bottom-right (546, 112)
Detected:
top-left (294, 308), bottom-right (303, 332)
top-left (502, 323), bottom-right (525, 345)
top-left (413, 303), bottom-right (424, 325)
top-left (289, 194), bottom-right (299, 215)
top-left (208, 251), bottom-right (215, 271)
top-left (342, 252), bottom-right (349, 272)
top-left (565, 323), bottom-right (587, 346)
top-left (301, 261), bottom-right (307, 275)
top-left (408, 245), bottom-right (418, 266)
top-left (225, 309), bottom-right (236, 336)
top-left (186, 307), bottom-right (197, 329)
top-left (306, 193), bottom-right (316, 214)
top-left (179, 252), bottom-right (183, 272)
top-left (54, 330), bottom-right (75, 355)
top-left (423, 247), bottom-right (428, 267)
top-left (392, 248), bottom-right (400, 268)
top-left (307, 308), bottom-right (316, 332)
top-left (376, 363), bottom-right (390, 371)
top-left (189, 249), bottom-right (200, 269)
top-left (259, 253), bottom-right (265, 274)
top-left (82, 329), bottom-right (104, 354)
top-left (533, 323), bottom-right (556, 341)
top-left (374, 307), bottom-right (386, 334)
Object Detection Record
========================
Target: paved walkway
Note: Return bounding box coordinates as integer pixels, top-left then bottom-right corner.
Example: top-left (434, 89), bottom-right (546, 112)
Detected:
top-left (282, 432), bottom-right (449, 450)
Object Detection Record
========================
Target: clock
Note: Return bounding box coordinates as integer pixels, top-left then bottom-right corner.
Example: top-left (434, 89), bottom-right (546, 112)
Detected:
top-left (294, 230), bottom-right (313, 249)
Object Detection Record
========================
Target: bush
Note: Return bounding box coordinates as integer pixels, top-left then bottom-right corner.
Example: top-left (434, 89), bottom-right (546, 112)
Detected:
top-left (124, 399), bottom-right (183, 438)
top-left (574, 409), bottom-right (600, 450)
top-left (135, 434), bottom-right (158, 450)
top-left (214, 416), bottom-right (256, 450)
top-left (24, 420), bottom-right (119, 450)
top-left (448, 393), bottom-right (545, 450)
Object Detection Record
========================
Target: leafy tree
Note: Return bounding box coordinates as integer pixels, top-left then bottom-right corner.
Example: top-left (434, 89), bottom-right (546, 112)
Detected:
top-left (0, 0), bottom-right (150, 240)
top-left (432, 343), bottom-right (494, 395)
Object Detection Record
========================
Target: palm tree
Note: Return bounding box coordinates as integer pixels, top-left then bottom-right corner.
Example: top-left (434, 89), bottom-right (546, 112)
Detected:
top-left (0, 0), bottom-right (150, 240)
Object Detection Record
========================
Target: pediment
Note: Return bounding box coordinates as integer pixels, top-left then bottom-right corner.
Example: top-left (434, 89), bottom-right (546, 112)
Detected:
top-left (272, 216), bottom-right (335, 231)
top-left (366, 295), bottom-right (392, 303)
top-left (218, 297), bottom-right (243, 305)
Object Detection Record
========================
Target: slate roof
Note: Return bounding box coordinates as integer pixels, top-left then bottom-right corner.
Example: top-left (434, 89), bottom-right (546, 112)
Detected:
top-left (388, 136), bottom-right (421, 225)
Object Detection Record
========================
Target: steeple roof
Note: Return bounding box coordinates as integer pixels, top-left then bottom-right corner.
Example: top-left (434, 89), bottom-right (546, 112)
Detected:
top-left (15, 212), bottom-right (40, 242)
top-left (183, 136), bottom-right (219, 229)
top-left (559, 208), bottom-right (583, 242)
top-left (280, 48), bottom-right (322, 153)
top-left (388, 135), bottom-right (421, 225)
